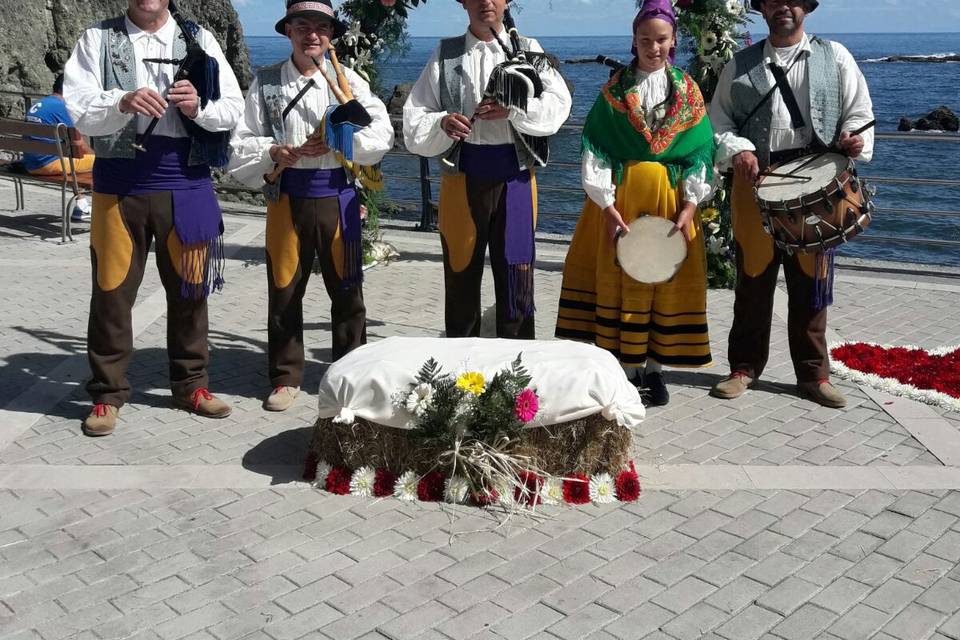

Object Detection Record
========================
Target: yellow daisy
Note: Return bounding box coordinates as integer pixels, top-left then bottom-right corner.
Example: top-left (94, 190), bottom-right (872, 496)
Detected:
top-left (456, 371), bottom-right (486, 396)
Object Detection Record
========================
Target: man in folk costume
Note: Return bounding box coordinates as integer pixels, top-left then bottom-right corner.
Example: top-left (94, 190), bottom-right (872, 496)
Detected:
top-left (64, 0), bottom-right (244, 436)
top-left (555, 0), bottom-right (715, 407)
top-left (709, 0), bottom-right (874, 408)
top-left (403, 0), bottom-right (572, 339)
top-left (229, 0), bottom-right (393, 412)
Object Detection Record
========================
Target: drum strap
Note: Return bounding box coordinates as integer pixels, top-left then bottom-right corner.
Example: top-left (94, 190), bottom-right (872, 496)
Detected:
top-left (739, 53), bottom-right (804, 133)
top-left (767, 63), bottom-right (806, 129)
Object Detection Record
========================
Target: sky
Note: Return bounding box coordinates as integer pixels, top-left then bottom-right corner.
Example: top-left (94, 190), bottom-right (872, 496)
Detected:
top-left (232, 0), bottom-right (960, 38)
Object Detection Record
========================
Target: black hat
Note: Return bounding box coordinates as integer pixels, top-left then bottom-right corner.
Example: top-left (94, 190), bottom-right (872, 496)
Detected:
top-left (750, 0), bottom-right (819, 12)
top-left (275, 0), bottom-right (347, 39)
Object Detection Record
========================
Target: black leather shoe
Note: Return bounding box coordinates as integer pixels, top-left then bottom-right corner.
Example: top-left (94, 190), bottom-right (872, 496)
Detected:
top-left (643, 372), bottom-right (670, 407)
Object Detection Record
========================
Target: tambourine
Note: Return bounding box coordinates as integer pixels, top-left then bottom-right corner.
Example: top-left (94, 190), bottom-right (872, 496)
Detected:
top-left (615, 215), bottom-right (687, 284)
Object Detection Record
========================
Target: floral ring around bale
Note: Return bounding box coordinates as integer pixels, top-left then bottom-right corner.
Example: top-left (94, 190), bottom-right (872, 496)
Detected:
top-left (305, 352), bottom-right (640, 507)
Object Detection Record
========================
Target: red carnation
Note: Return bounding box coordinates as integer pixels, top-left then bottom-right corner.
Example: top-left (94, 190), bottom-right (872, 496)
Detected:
top-left (615, 462), bottom-right (641, 502)
top-left (325, 466), bottom-right (352, 495)
top-left (302, 451), bottom-right (319, 482)
top-left (373, 469), bottom-right (397, 498)
top-left (472, 487), bottom-right (499, 507)
top-left (514, 471), bottom-right (543, 506)
top-left (417, 471), bottom-right (446, 502)
top-left (562, 473), bottom-right (591, 504)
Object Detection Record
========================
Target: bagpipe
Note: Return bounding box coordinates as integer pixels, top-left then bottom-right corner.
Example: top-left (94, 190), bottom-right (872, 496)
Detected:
top-left (133, 0), bottom-right (230, 167)
top-left (440, 6), bottom-right (559, 170)
top-left (264, 47), bottom-right (382, 191)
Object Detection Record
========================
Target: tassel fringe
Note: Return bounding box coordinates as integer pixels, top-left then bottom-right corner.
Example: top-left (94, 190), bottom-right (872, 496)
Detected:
top-left (507, 264), bottom-right (536, 321)
top-left (812, 249), bottom-right (835, 310)
top-left (179, 234), bottom-right (225, 300)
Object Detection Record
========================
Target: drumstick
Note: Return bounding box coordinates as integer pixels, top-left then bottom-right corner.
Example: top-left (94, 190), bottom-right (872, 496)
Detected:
top-left (759, 171), bottom-right (812, 181)
top-left (787, 120), bottom-right (879, 177)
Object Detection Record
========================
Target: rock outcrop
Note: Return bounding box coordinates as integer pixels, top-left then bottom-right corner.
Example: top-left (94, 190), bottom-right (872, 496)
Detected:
top-left (0, 0), bottom-right (251, 119)
top-left (898, 106), bottom-right (960, 132)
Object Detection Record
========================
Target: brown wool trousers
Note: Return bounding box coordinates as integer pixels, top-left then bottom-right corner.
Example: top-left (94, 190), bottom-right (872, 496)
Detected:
top-left (266, 195), bottom-right (365, 388)
top-left (438, 173), bottom-right (535, 339)
top-left (727, 176), bottom-right (829, 383)
top-left (87, 192), bottom-right (210, 407)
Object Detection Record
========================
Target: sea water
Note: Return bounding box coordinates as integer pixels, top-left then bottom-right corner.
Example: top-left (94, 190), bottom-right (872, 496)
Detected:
top-left (246, 33), bottom-right (960, 267)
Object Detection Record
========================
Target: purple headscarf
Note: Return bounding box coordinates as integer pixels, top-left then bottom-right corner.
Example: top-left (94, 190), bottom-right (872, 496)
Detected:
top-left (632, 0), bottom-right (678, 64)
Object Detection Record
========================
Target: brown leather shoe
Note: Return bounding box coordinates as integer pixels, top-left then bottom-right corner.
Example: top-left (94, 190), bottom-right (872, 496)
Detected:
top-left (798, 380), bottom-right (847, 408)
top-left (710, 371), bottom-right (754, 399)
top-left (173, 388), bottom-right (232, 418)
top-left (263, 385), bottom-right (300, 412)
top-left (82, 403), bottom-right (119, 437)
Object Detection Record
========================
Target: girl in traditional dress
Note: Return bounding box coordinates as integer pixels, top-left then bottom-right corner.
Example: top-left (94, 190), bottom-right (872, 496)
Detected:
top-left (555, 0), bottom-right (716, 406)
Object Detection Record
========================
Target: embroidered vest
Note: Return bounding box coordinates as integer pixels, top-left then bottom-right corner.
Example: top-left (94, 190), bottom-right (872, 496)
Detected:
top-left (91, 16), bottom-right (220, 166)
top-left (730, 36), bottom-right (842, 167)
top-left (436, 34), bottom-right (549, 176)
top-left (256, 61), bottom-right (343, 202)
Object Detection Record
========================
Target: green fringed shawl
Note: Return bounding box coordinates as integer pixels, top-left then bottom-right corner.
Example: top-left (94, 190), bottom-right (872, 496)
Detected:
top-left (581, 65), bottom-right (715, 188)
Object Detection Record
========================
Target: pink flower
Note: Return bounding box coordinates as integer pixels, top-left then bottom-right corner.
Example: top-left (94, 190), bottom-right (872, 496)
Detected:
top-left (514, 388), bottom-right (539, 422)
top-left (380, 0), bottom-right (397, 6)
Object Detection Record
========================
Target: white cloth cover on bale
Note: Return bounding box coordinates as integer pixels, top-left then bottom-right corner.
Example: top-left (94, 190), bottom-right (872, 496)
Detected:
top-left (317, 337), bottom-right (646, 429)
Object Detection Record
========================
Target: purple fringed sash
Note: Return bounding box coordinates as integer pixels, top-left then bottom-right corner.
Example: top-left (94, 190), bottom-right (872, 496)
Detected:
top-left (459, 143), bottom-right (536, 319)
top-left (93, 137), bottom-right (224, 300)
top-left (812, 248), bottom-right (836, 310)
top-left (281, 168), bottom-right (362, 288)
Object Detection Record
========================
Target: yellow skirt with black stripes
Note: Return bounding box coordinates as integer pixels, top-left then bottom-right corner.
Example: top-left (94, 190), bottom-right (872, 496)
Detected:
top-left (555, 161), bottom-right (712, 367)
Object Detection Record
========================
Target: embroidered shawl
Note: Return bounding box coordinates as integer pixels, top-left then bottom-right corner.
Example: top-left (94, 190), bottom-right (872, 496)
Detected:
top-left (581, 65), bottom-right (715, 187)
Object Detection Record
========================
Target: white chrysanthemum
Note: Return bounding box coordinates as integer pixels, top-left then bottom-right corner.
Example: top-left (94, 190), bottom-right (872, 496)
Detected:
top-left (540, 477), bottom-right (563, 506)
top-left (444, 476), bottom-right (470, 504)
top-left (701, 32), bottom-right (718, 51)
top-left (405, 383), bottom-right (434, 416)
top-left (313, 460), bottom-right (332, 489)
top-left (726, 0), bottom-right (743, 15)
top-left (349, 466), bottom-right (376, 498)
top-left (589, 473), bottom-right (616, 504)
top-left (394, 470), bottom-right (419, 501)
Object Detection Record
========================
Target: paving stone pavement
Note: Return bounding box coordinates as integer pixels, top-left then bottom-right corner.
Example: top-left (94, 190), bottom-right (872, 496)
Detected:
top-left (2, 183), bottom-right (960, 639)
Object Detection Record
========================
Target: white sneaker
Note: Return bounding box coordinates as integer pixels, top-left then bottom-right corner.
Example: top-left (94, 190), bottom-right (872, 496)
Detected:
top-left (71, 207), bottom-right (91, 223)
top-left (263, 386), bottom-right (300, 412)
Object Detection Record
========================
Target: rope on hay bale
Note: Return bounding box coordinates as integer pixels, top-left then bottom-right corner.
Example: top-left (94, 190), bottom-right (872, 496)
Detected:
top-left (307, 413), bottom-right (631, 477)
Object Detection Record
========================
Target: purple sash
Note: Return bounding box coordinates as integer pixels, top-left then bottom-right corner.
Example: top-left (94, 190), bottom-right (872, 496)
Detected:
top-left (93, 137), bottom-right (224, 299)
top-left (459, 143), bottom-right (535, 319)
top-left (281, 168), bottom-right (362, 288)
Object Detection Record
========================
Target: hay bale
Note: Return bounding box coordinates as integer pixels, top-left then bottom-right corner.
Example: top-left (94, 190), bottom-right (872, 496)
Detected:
top-left (308, 413), bottom-right (631, 476)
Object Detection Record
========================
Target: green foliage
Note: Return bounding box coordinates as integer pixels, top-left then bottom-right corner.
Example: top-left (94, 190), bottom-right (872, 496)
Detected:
top-left (415, 357), bottom-right (441, 384)
top-left (398, 353), bottom-right (536, 449)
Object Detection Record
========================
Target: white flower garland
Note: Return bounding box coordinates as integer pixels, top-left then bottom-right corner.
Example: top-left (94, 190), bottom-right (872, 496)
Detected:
top-left (829, 341), bottom-right (960, 413)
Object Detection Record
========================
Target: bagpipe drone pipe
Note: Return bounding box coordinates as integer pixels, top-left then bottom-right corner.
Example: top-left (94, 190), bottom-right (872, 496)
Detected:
top-left (264, 49), bottom-right (382, 192)
top-left (133, 0), bottom-right (230, 167)
top-left (441, 6), bottom-right (561, 170)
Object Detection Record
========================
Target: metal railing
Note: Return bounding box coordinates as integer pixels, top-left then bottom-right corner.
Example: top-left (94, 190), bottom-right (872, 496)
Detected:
top-left (405, 129), bottom-right (960, 248)
top-left (5, 87), bottom-right (958, 252)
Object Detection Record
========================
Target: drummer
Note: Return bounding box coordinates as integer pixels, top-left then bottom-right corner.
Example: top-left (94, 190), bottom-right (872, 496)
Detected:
top-left (555, 0), bottom-right (715, 407)
top-left (709, 0), bottom-right (874, 408)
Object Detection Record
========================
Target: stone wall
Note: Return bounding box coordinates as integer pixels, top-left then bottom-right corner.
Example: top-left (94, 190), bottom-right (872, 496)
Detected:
top-left (0, 0), bottom-right (251, 118)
